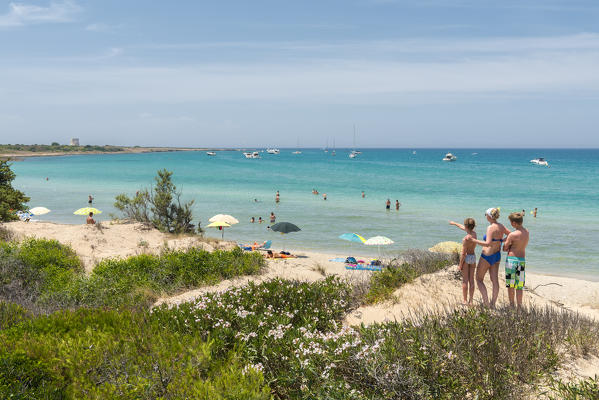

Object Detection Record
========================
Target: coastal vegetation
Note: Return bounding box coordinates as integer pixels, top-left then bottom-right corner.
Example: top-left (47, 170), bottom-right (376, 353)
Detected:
top-left (114, 169), bottom-right (197, 234)
top-left (0, 143), bottom-right (124, 154)
top-left (1, 234), bottom-right (598, 398)
top-left (0, 160), bottom-right (30, 222)
top-left (364, 250), bottom-right (457, 304)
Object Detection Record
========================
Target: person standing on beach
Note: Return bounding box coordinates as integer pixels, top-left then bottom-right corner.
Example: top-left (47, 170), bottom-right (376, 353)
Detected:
top-left (503, 212), bottom-right (530, 310)
top-left (449, 218), bottom-right (478, 305)
top-left (470, 208), bottom-right (511, 308)
top-left (275, 191), bottom-right (280, 203)
top-left (88, 195), bottom-right (93, 205)
top-left (270, 212), bottom-right (276, 224)
top-left (395, 200), bottom-right (401, 210)
top-left (386, 199), bottom-right (391, 210)
top-left (533, 208), bottom-right (537, 218)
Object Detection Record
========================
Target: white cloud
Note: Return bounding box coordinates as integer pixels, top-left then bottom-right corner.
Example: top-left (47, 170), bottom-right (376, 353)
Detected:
top-left (0, 0), bottom-right (80, 28)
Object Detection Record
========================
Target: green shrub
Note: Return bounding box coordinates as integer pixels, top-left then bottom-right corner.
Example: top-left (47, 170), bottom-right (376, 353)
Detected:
top-left (0, 309), bottom-right (271, 399)
top-left (0, 301), bottom-right (31, 330)
top-left (1, 239), bottom-right (264, 312)
top-left (115, 169), bottom-right (198, 234)
top-left (151, 277), bottom-right (354, 398)
top-left (0, 160), bottom-right (30, 222)
top-left (551, 376), bottom-right (599, 399)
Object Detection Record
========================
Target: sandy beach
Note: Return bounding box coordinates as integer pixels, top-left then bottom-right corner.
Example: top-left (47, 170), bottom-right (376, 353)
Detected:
top-left (5, 220), bottom-right (599, 323)
top-left (5, 220), bottom-right (599, 382)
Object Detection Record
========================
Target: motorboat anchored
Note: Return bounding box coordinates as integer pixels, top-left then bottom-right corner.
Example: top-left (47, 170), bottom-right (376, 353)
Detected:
top-left (442, 153), bottom-right (457, 161)
top-left (266, 148), bottom-right (280, 154)
top-left (243, 151), bottom-right (260, 159)
top-left (530, 157), bottom-right (549, 166)
top-left (206, 151), bottom-right (216, 156)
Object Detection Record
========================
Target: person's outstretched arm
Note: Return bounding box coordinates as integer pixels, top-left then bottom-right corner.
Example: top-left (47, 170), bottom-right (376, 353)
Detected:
top-left (449, 221), bottom-right (466, 231)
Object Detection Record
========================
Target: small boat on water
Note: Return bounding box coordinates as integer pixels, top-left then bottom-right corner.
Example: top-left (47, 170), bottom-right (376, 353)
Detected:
top-left (530, 157), bottom-right (549, 166)
top-left (206, 151), bottom-right (216, 156)
top-left (442, 153), bottom-right (457, 161)
top-left (243, 151), bottom-right (260, 159)
top-left (349, 150), bottom-right (359, 159)
top-left (266, 148), bottom-right (280, 154)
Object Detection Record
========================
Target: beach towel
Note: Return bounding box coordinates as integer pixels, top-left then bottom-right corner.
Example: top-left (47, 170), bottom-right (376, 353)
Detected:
top-left (345, 264), bottom-right (384, 271)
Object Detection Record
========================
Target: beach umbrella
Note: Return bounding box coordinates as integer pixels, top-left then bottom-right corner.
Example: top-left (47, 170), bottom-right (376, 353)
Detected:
top-left (29, 207), bottom-right (50, 216)
top-left (209, 214), bottom-right (239, 225)
top-left (364, 236), bottom-right (394, 258)
top-left (74, 207), bottom-right (102, 215)
top-left (339, 233), bottom-right (366, 243)
top-left (270, 222), bottom-right (301, 234)
top-left (270, 222), bottom-right (301, 251)
top-left (206, 220), bottom-right (231, 239)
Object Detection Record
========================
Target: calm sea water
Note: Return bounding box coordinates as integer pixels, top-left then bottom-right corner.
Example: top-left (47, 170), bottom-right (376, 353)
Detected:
top-left (11, 149), bottom-right (599, 280)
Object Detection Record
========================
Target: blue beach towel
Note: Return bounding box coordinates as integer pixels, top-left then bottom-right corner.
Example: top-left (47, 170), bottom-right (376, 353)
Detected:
top-left (345, 264), bottom-right (383, 271)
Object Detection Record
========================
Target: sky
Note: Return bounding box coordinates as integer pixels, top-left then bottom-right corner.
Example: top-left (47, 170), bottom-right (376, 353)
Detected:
top-left (1, 0), bottom-right (599, 148)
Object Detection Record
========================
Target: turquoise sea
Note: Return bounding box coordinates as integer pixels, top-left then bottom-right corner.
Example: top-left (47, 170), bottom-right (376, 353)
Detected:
top-left (11, 149), bottom-right (599, 280)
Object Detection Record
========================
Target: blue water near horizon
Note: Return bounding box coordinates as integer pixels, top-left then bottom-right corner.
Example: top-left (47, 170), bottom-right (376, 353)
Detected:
top-left (11, 148), bottom-right (599, 280)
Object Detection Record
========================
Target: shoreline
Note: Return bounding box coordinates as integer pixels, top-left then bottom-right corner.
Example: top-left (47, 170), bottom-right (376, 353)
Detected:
top-left (0, 146), bottom-right (240, 160)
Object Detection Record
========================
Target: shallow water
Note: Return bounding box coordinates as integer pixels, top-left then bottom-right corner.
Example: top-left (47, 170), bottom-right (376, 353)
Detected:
top-left (11, 148), bottom-right (599, 280)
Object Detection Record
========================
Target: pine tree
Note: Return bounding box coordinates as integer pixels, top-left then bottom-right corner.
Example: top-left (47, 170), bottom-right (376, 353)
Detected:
top-left (0, 161), bottom-right (30, 221)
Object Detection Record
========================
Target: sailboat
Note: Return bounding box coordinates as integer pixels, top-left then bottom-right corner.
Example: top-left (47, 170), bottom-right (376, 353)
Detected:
top-left (349, 125), bottom-right (360, 159)
top-left (331, 138), bottom-right (336, 156)
top-left (292, 137), bottom-right (301, 154)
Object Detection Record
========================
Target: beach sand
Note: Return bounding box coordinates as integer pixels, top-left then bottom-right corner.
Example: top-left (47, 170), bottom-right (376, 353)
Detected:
top-left (5, 220), bottom-right (599, 381)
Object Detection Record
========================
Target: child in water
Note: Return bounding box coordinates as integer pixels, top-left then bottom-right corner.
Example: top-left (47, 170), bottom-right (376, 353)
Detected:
top-left (449, 218), bottom-right (478, 305)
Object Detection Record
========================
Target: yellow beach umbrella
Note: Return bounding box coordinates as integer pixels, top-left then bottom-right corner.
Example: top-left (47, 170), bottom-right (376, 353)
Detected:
top-left (206, 220), bottom-right (231, 239)
top-left (74, 207), bottom-right (102, 215)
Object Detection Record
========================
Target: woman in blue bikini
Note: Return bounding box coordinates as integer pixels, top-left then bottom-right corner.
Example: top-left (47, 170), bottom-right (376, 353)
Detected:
top-left (471, 208), bottom-right (511, 308)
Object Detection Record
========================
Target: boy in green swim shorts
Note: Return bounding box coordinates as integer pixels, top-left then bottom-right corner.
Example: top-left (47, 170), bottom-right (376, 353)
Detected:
top-left (503, 212), bottom-right (530, 309)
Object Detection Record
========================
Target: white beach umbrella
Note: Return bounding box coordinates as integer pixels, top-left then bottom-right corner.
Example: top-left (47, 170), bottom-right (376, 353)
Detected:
top-left (209, 214), bottom-right (239, 225)
top-left (29, 207), bottom-right (51, 215)
top-left (364, 236), bottom-right (394, 258)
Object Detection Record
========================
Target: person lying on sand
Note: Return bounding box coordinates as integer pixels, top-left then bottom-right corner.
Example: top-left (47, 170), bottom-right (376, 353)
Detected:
top-left (265, 250), bottom-right (296, 259)
top-left (449, 218), bottom-right (478, 305)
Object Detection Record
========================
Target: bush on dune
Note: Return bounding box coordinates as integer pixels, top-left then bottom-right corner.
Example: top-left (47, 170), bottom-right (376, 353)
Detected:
top-left (0, 238), bottom-right (265, 313)
top-left (0, 309), bottom-right (271, 399)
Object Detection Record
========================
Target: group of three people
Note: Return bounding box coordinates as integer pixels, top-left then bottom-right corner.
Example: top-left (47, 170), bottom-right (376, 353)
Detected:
top-left (450, 207), bottom-right (529, 309)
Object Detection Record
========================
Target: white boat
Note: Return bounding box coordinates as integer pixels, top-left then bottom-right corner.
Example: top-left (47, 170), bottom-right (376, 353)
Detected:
top-left (266, 148), bottom-right (280, 154)
top-left (530, 157), bottom-right (549, 166)
top-left (412, 151), bottom-right (417, 155)
top-left (243, 151), bottom-right (260, 159)
top-left (442, 152), bottom-right (457, 161)
top-left (206, 151), bottom-right (216, 156)
top-left (349, 124), bottom-right (360, 159)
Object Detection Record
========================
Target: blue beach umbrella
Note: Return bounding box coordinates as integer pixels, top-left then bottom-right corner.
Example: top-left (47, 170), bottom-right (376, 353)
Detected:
top-left (339, 233), bottom-right (366, 243)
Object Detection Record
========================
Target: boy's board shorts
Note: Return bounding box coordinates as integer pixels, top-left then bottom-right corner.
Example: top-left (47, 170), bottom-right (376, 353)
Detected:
top-left (505, 256), bottom-right (525, 289)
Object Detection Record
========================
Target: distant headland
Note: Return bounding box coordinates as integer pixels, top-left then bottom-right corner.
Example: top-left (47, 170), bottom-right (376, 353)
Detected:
top-left (0, 143), bottom-right (236, 160)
